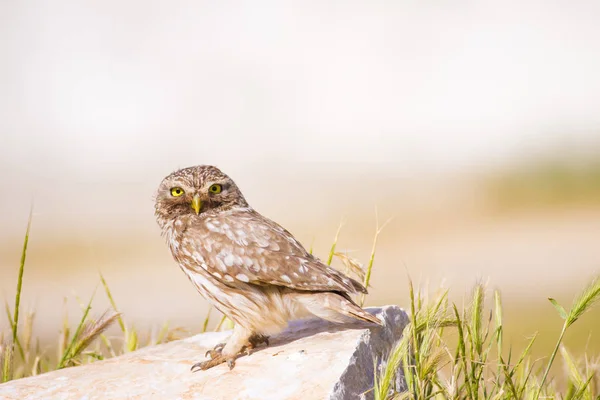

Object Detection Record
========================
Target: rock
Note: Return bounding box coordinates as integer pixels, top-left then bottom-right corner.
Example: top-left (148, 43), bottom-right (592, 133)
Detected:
top-left (0, 305), bottom-right (408, 400)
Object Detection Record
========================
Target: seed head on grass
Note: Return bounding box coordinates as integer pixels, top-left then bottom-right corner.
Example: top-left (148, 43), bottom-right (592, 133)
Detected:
top-left (1, 338), bottom-right (14, 383)
top-left (59, 310), bottom-right (120, 368)
top-left (536, 275), bottom-right (600, 400)
top-left (566, 276), bottom-right (600, 328)
top-left (333, 251), bottom-right (366, 281)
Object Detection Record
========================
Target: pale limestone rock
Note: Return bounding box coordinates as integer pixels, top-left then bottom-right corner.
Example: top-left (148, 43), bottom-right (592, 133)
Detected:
top-left (0, 305), bottom-right (408, 400)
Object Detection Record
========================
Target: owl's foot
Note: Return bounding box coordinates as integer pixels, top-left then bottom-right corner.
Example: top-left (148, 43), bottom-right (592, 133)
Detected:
top-left (191, 354), bottom-right (236, 372)
top-left (205, 342), bottom-right (226, 359)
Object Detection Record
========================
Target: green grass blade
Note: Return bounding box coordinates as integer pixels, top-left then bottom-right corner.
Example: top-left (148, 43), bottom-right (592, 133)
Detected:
top-left (548, 298), bottom-right (568, 320)
top-left (494, 290), bottom-right (503, 385)
top-left (201, 306), bottom-right (212, 333)
top-left (215, 314), bottom-right (228, 332)
top-left (360, 212), bottom-right (392, 306)
top-left (326, 220), bottom-right (343, 266)
top-left (4, 301), bottom-right (24, 362)
top-left (535, 320), bottom-right (567, 399)
top-left (57, 286), bottom-right (98, 369)
top-left (99, 273), bottom-right (125, 332)
top-left (126, 327), bottom-right (138, 352)
top-left (11, 207), bottom-right (33, 362)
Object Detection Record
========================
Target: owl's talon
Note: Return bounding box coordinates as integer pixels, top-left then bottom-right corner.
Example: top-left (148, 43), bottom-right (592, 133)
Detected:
top-left (227, 358), bottom-right (236, 370)
top-left (205, 349), bottom-right (221, 359)
top-left (191, 354), bottom-right (237, 371)
top-left (205, 342), bottom-right (225, 359)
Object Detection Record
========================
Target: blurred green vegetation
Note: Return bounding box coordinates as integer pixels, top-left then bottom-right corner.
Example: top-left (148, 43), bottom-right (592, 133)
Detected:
top-left (484, 156), bottom-right (600, 212)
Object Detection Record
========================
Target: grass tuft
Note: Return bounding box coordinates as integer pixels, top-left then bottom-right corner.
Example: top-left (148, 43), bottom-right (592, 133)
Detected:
top-left (374, 274), bottom-right (600, 399)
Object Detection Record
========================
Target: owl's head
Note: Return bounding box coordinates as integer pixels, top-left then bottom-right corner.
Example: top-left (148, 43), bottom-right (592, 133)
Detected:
top-left (154, 165), bottom-right (249, 222)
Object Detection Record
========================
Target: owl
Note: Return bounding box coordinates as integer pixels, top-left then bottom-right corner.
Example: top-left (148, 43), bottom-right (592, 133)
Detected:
top-left (154, 165), bottom-right (381, 371)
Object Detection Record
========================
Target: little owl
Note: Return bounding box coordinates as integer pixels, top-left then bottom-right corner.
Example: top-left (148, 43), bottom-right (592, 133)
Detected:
top-left (154, 165), bottom-right (381, 371)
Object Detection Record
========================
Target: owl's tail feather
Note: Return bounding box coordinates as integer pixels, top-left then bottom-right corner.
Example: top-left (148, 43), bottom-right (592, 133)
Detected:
top-left (294, 291), bottom-right (383, 326)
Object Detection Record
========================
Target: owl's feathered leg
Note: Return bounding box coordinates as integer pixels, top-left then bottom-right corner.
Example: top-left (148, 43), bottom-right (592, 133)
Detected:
top-left (191, 324), bottom-right (254, 371)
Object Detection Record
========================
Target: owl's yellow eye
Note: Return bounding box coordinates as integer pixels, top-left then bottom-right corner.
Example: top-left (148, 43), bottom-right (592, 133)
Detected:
top-left (208, 184), bottom-right (222, 194)
top-left (170, 187), bottom-right (185, 197)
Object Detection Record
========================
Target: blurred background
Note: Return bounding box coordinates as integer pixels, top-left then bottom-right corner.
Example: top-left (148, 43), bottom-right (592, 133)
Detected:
top-left (1, 0), bottom-right (599, 360)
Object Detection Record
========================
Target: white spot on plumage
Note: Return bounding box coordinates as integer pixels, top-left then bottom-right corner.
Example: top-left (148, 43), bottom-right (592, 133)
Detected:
top-left (225, 230), bottom-right (237, 242)
top-left (215, 257), bottom-right (228, 272)
top-left (223, 253), bottom-right (235, 267)
top-left (224, 274), bottom-right (234, 282)
top-left (255, 237), bottom-right (270, 247)
top-left (281, 274), bottom-right (292, 283)
top-left (236, 273), bottom-right (249, 282)
top-left (193, 252), bottom-right (204, 262)
top-left (212, 271), bottom-right (222, 278)
top-left (205, 222), bottom-right (219, 232)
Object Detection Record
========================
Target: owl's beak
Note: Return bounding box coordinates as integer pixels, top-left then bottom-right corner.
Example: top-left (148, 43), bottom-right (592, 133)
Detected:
top-left (191, 194), bottom-right (202, 215)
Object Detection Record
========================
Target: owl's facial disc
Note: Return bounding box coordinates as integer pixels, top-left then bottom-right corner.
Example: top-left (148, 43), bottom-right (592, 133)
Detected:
top-left (155, 165), bottom-right (250, 222)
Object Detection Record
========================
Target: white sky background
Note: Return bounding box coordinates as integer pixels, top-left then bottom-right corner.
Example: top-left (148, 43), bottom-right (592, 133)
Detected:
top-left (1, 0), bottom-right (600, 225)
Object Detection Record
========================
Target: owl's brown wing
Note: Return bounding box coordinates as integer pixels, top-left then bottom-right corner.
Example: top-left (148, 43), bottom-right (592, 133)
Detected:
top-left (180, 208), bottom-right (367, 294)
